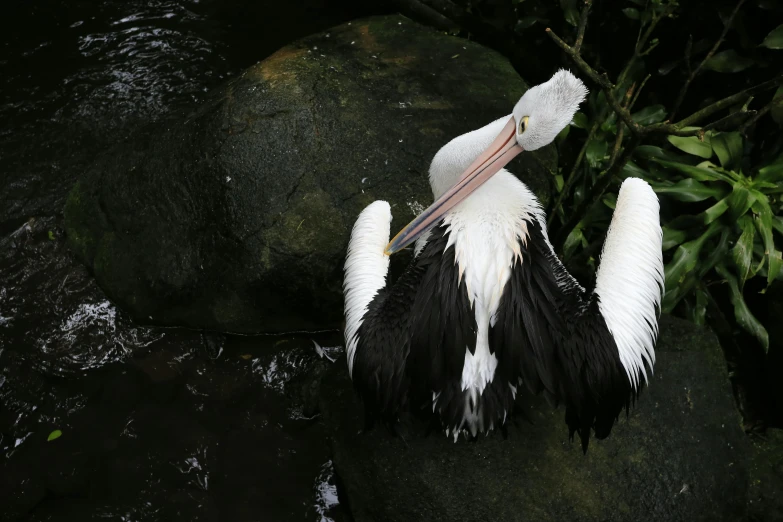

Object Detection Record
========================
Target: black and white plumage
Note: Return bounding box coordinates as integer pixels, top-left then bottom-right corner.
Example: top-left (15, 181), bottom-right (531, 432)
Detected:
top-left (343, 70), bottom-right (664, 450)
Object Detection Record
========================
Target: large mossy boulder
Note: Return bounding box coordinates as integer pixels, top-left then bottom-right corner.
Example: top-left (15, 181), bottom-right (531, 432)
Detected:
top-left (64, 14), bottom-right (555, 333)
top-left (319, 316), bottom-right (781, 522)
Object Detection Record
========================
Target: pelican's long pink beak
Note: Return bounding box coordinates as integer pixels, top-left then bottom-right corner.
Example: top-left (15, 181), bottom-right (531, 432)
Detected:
top-left (385, 117), bottom-right (523, 255)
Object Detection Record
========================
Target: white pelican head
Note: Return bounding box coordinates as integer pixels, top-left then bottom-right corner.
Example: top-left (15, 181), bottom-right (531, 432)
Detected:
top-left (385, 69), bottom-right (588, 255)
top-left (512, 69), bottom-right (588, 151)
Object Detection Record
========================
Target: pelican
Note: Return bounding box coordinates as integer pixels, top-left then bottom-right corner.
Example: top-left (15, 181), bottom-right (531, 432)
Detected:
top-left (343, 70), bottom-right (664, 451)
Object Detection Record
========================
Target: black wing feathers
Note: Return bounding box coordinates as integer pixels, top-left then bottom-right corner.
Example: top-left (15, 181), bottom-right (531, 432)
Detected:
top-left (353, 217), bottom-right (642, 449)
top-left (352, 223), bottom-right (477, 425)
top-left (491, 219), bottom-right (636, 452)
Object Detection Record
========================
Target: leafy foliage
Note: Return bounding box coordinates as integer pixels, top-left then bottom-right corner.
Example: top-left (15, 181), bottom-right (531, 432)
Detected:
top-left (643, 132), bottom-right (782, 350)
top-left (541, 0), bottom-right (783, 353)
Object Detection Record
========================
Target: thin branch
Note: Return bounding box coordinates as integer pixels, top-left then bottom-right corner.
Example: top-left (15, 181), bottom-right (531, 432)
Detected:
top-left (573, 0), bottom-right (593, 53)
top-left (615, 3), bottom-right (673, 88)
top-left (608, 124), bottom-right (626, 168)
top-left (671, 74), bottom-right (783, 128)
top-left (739, 94), bottom-right (783, 134)
top-left (548, 121), bottom-right (600, 227)
top-left (669, 0), bottom-right (747, 120)
top-left (553, 135), bottom-right (642, 250)
top-left (608, 84), bottom-right (635, 165)
top-left (544, 0), bottom-right (781, 251)
top-left (703, 110), bottom-right (757, 132)
top-left (629, 74), bottom-right (651, 111)
top-left (546, 28), bottom-right (644, 135)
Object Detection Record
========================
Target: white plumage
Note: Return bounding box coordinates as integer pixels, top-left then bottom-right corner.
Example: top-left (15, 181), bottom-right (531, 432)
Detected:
top-left (595, 178), bottom-right (664, 387)
top-left (342, 70), bottom-right (664, 447)
top-left (343, 201), bottom-right (391, 377)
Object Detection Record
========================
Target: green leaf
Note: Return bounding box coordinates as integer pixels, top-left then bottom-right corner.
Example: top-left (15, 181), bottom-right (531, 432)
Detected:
top-left (727, 186), bottom-right (756, 222)
top-left (602, 192), bottom-right (617, 209)
top-left (715, 264), bottom-right (769, 351)
top-left (653, 158), bottom-right (734, 183)
top-left (664, 222), bottom-right (719, 294)
top-left (601, 112), bottom-right (617, 134)
top-left (711, 132), bottom-right (743, 170)
top-left (662, 273), bottom-right (696, 313)
top-left (662, 226), bottom-right (688, 251)
top-left (732, 215), bottom-right (755, 285)
top-left (572, 112), bottom-right (588, 129)
top-left (773, 215), bottom-right (783, 236)
top-left (631, 104), bottom-right (667, 125)
top-left (663, 228), bottom-right (728, 313)
top-left (751, 242), bottom-right (767, 279)
top-left (761, 24), bottom-right (783, 49)
top-left (667, 134), bottom-right (713, 159)
top-left (651, 178), bottom-right (725, 202)
top-left (685, 287), bottom-right (708, 326)
top-left (757, 161), bottom-right (783, 183)
top-left (48, 231), bottom-right (55, 241)
top-left (47, 430), bottom-right (63, 442)
top-left (635, 145), bottom-right (676, 161)
top-left (563, 226), bottom-right (585, 260)
top-left (515, 16), bottom-right (544, 31)
top-left (555, 174), bottom-right (564, 192)
top-left (621, 160), bottom-right (655, 181)
top-left (666, 214), bottom-right (708, 230)
top-left (586, 139), bottom-right (609, 167)
top-left (701, 197), bottom-right (730, 224)
top-left (561, 0), bottom-right (579, 26)
top-left (752, 193), bottom-right (783, 285)
top-left (704, 49), bottom-right (755, 73)
top-left (665, 241), bottom-right (701, 295)
top-left (622, 7), bottom-right (640, 19)
top-left (699, 228), bottom-right (731, 279)
top-left (557, 124), bottom-right (571, 141)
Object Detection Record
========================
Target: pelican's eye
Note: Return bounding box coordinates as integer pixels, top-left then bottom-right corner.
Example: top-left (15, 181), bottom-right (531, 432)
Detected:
top-left (518, 116), bottom-right (529, 134)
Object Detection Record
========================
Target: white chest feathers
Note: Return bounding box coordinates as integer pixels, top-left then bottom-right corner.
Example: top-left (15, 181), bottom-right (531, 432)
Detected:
top-left (438, 171), bottom-right (542, 395)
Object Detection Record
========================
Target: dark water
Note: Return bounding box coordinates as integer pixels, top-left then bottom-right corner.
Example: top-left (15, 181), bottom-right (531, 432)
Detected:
top-left (0, 1), bottom-right (382, 519)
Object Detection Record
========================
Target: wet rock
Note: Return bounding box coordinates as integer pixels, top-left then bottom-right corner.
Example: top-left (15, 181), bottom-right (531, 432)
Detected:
top-left (747, 428), bottom-right (783, 521)
top-left (63, 14), bottom-right (556, 333)
top-left (319, 316), bottom-right (764, 522)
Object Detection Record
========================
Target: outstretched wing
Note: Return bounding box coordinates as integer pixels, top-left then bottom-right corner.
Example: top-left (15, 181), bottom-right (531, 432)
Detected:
top-left (350, 223), bottom-right (477, 424)
top-left (490, 217), bottom-right (639, 452)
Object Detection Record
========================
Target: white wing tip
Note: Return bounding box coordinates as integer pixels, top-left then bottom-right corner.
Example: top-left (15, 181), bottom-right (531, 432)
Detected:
top-left (343, 201), bottom-right (393, 377)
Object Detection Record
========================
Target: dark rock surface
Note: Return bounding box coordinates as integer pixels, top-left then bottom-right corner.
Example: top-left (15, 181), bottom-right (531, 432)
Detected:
top-left (747, 428), bottom-right (783, 521)
top-left (319, 316), bottom-right (783, 522)
top-left (64, 14), bottom-right (556, 333)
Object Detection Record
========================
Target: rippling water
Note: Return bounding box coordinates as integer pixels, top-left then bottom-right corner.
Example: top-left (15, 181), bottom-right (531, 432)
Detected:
top-left (0, 1), bottom-right (379, 519)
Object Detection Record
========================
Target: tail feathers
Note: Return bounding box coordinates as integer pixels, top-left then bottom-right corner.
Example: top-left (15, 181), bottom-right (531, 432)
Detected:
top-left (594, 177), bottom-right (664, 390)
top-left (343, 201), bottom-right (392, 377)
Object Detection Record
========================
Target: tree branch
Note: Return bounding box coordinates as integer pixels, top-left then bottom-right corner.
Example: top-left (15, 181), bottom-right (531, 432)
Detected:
top-left (546, 28), bottom-right (644, 135)
top-left (573, 0), bottom-right (593, 53)
top-left (671, 75), bottom-right (783, 128)
top-left (616, 3), bottom-right (672, 89)
top-left (629, 74), bottom-right (651, 111)
top-left (669, 0), bottom-right (747, 120)
top-left (739, 93), bottom-right (783, 134)
top-left (548, 121), bottom-right (600, 227)
top-left (544, 0), bottom-right (782, 251)
top-left (553, 135), bottom-right (642, 250)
